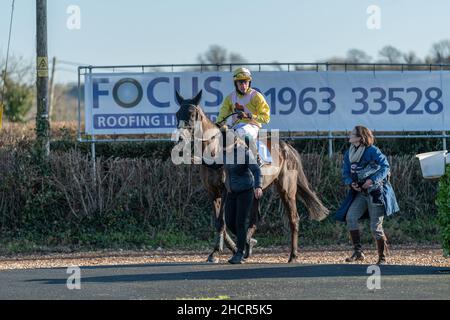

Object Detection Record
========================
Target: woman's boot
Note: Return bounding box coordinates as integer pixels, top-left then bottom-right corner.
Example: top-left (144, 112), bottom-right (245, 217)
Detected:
top-left (376, 236), bottom-right (388, 265)
top-left (345, 230), bottom-right (365, 262)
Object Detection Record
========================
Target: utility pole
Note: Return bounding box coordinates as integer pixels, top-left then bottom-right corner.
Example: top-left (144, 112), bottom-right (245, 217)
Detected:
top-left (36, 0), bottom-right (50, 161)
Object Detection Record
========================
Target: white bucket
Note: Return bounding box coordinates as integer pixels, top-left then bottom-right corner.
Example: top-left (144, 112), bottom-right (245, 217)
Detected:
top-left (416, 150), bottom-right (448, 179)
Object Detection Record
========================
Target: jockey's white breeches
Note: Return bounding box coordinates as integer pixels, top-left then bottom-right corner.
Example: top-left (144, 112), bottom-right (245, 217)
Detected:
top-left (232, 123), bottom-right (259, 141)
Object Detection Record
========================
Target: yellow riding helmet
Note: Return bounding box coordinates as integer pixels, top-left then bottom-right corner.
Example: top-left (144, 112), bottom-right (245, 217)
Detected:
top-left (233, 67), bottom-right (252, 81)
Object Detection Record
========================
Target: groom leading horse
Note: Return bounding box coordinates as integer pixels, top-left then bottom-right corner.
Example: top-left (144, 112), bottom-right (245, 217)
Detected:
top-left (173, 87), bottom-right (329, 263)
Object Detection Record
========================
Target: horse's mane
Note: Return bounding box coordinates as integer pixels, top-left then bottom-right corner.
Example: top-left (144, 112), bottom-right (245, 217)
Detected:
top-left (195, 106), bottom-right (216, 129)
top-left (196, 105), bottom-right (247, 148)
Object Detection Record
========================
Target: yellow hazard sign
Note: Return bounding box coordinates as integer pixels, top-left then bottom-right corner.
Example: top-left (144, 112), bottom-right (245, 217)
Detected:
top-left (37, 57), bottom-right (48, 69)
top-left (37, 57), bottom-right (48, 77)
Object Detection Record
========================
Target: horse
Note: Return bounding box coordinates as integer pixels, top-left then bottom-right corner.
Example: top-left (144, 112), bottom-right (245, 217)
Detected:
top-left (173, 90), bottom-right (329, 263)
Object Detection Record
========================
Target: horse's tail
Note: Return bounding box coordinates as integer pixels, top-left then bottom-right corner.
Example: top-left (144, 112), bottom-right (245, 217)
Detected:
top-left (288, 145), bottom-right (329, 221)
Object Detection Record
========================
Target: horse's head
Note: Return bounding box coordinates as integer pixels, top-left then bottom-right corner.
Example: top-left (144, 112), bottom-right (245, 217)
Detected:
top-left (175, 90), bottom-right (203, 130)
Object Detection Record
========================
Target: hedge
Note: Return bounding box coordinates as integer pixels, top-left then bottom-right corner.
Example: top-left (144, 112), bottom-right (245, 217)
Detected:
top-left (436, 165), bottom-right (450, 256)
top-left (0, 148), bottom-right (440, 249)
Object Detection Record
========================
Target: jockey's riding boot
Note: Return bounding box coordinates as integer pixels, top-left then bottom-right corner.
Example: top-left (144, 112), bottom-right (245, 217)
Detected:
top-left (376, 236), bottom-right (388, 265)
top-left (228, 251), bottom-right (245, 264)
top-left (345, 230), bottom-right (365, 262)
top-left (244, 238), bottom-right (258, 259)
top-left (256, 153), bottom-right (264, 167)
top-left (246, 137), bottom-right (263, 167)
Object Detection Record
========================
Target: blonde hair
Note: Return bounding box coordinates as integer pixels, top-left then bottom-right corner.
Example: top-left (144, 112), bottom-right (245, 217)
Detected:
top-left (354, 125), bottom-right (374, 146)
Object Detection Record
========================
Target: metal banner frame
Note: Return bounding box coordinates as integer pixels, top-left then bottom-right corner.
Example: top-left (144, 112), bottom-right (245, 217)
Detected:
top-left (77, 62), bottom-right (450, 163)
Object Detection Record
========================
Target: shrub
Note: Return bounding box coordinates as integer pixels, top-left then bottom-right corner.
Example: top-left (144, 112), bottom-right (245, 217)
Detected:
top-left (436, 165), bottom-right (450, 256)
top-left (1, 77), bottom-right (34, 122)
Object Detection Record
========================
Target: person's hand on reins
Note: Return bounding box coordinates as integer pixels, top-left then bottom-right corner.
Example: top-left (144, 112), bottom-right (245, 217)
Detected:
top-left (237, 111), bottom-right (252, 119)
top-left (215, 111), bottom-right (242, 129)
top-left (254, 187), bottom-right (263, 199)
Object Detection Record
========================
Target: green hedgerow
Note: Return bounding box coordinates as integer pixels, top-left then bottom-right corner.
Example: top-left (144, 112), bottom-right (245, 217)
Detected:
top-left (436, 164), bottom-right (450, 257)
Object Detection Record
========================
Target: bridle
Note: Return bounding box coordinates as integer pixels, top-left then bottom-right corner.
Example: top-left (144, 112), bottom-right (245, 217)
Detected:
top-left (175, 105), bottom-right (242, 169)
top-left (177, 104), bottom-right (240, 142)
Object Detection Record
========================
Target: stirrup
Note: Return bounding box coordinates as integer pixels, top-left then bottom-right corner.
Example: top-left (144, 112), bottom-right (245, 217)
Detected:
top-left (256, 154), bottom-right (265, 167)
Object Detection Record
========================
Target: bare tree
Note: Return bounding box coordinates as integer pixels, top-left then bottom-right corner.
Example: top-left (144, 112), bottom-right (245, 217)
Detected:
top-left (430, 40), bottom-right (450, 63)
top-left (402, 51), bottom-right (422, 64)
top-left (198, 45), bottom-right (228, 65)
top-left (378, 45), bottom-right (403, 63)
top-left (1, 55), bottom-right (34, 85)
top-left (196, 45), bottom-right (247, 70)
top-left (228, 52), bottom-right (247, 64)
top-left (346, 49), bottom-right (372, 63)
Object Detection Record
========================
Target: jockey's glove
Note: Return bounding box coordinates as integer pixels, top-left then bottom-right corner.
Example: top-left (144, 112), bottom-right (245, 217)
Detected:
top-left (237, 111), bottom-right (253, 119)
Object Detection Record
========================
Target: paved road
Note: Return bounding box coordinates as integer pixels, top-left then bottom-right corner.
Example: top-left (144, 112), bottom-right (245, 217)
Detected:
top-left (0, 263), bottom-right (449, 300)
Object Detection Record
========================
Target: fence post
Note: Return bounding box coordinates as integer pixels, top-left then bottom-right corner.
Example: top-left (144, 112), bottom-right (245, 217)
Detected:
top-left (91, 137), bottom-right (96, 183)
top-left (328, 131), bottom-right (333, 159)
top-left (77, 67), bottom-right (82, 142)
top-left (444, 131), bottom-right (447, 151)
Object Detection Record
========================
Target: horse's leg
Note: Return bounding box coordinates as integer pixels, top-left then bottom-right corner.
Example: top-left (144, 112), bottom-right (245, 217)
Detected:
top-left (244, 197), bottom-right (259, 258)
top-left (220, 189), bottom-right (237, 254)
top-left (275, 173), bottom-right (300, 263)
top-left (207, 192), bottom-right (237, 263)
top-left (224, 232), bottom-right (237, 254)
top-left (207, 195), bottom-right (224, 263)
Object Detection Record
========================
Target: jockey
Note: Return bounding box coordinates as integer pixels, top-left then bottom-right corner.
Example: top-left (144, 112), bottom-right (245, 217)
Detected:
top-left (216, 67), bottom-right (270, 166)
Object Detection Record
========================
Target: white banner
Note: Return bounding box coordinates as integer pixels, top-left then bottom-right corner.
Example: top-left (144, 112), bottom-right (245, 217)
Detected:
top-left (84, 71), bottom-right (450, 134)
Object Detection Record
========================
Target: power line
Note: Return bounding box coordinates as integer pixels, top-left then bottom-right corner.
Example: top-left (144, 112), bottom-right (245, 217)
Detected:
top-left (58, 59), bottom-right (88, 67)
top-left (54, 67), bottom-right (78, 73)
top-left (1, 0), bottom-right (15, 129)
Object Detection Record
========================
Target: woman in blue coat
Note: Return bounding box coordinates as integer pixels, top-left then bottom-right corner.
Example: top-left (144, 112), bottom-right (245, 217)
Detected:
top-left (335, 126), bottom-right (399, 265)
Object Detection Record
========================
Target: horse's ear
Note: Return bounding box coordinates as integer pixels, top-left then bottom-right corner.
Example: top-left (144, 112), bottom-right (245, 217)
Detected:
top-left (192, 90), bottom-right (203, 106)
top-left (175, 91), bottom-right (184, 106)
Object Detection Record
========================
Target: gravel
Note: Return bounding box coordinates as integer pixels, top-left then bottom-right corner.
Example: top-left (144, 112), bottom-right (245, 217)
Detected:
top-left (0, 245), bottom-right (448, 270)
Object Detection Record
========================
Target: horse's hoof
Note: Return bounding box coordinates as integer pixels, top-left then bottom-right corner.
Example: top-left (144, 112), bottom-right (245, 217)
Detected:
top-left (288, 257), bottom-right (299, 264)
top-left (206, 255), bottom-right (219, 264)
